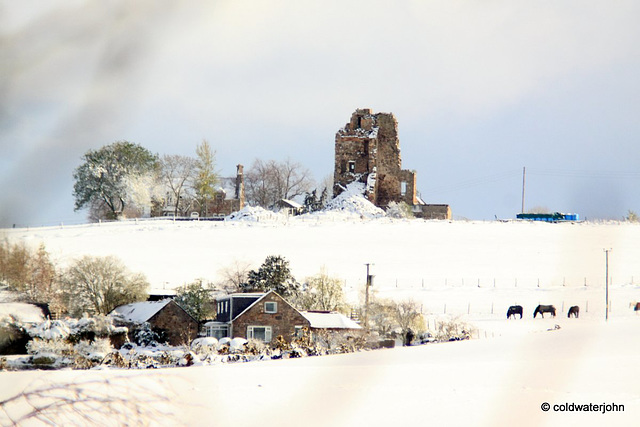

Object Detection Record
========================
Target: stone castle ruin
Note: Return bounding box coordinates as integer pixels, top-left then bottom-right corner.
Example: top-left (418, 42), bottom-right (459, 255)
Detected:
top-left (333, 109), bottom-right (450, 219)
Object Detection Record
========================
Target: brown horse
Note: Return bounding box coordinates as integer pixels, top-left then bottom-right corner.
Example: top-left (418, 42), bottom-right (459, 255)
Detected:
top-left (567, 306), bottom-right (579, 318)
top-left (533, 305), bottom-right (556, 318)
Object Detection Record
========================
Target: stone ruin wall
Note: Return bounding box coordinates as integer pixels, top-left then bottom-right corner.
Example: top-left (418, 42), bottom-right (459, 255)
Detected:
top-left (334, 109), bottom-right (418, 208)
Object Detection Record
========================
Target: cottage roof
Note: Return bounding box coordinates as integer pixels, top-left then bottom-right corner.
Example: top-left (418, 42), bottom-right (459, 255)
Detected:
top-left (300, 311), bottom-right (362, 330)
top-left (110, 299), bottom-right (173, 323)
top-left (279, 199), bottom-right (303, 209)
top-left (230, 291), bottom-right (274, 321)
top-left (0, 303), bottom-right (47, 324)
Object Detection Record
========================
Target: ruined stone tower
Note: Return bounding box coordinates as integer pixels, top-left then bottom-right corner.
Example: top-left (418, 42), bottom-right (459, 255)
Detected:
top-left (334, 109), bottom-right (417, 208)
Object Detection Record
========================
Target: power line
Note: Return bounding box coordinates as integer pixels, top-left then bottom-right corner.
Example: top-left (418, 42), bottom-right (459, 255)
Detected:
top-left (421, 170), bottom-right (521, 196)
top-left (528, 168), bottom-right (640, 179)
top-left (421, 168), bottom-right (640, 197)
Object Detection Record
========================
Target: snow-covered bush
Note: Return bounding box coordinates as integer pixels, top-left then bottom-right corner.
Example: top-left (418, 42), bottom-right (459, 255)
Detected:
top-left (133, 322), bottom-right (166, 347)
top-left (229, 337), bottom-right (248, 353)
top-left (27, 338), bottom-right (73, 367)
top-left (386, 201), bottom-right (414, 219)
top-left (74, 338), bottom-right (113, 362)
top-left (432, 316), bottom-right (475, 342)
top-left (28, 319), bottom-right (71, 341)
top-left (190, 337), bottom-right (218, 356)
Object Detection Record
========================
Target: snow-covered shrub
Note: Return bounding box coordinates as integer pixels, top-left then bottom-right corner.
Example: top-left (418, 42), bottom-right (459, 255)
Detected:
top-left (101, 351), bottom-right (128, 368)
top-left (229, 337), bottom-right (248, 353)
top-left (433, 316), bottom-right (475, 342)
top-left (28, 319), bottom-right (71, 341)
top-left (244, 339), bottom-right (268, 356)
top-left (312, 330), bottom-right (366, 354)
top-left (386, 201), bottom-right (414, 219)
top-left (27, 337), bottom-right (73, 356)
top-left (133, 322), bottom-right (166, 347)
top-left (178, 351), bottom-right (201, 367)
top-left (190, 337), bottom-right (218, 356)
top-left (27, 338), bottom-right (73, 367)
top-left (74, 338), bottom-right (113, 362)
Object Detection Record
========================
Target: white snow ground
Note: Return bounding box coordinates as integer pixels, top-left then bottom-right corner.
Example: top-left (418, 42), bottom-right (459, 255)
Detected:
top-left (2, 208), bottom-right (640, 425)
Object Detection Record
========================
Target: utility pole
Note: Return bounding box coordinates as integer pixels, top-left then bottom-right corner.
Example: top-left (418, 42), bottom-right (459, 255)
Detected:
top-left (604, 248), bottom-right (612, 321)
top-left (521, 166), bottom-right (526, 214)
top-left (364, 263), bottom-right (374, 329)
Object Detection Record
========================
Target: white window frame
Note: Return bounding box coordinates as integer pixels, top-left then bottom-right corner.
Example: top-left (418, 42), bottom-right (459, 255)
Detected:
top-left (247, 326), bottom-right (272, 342)
top-left (206, 324), bottom-right (229, 340)
top-left (264, 301), bottom-right (278, 314)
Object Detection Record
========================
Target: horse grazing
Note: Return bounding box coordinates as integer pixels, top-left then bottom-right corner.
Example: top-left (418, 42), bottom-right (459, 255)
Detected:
top-left (506, 305), bottom-right (523, 319)
top-left (533, 305), bottom-right (556, 318)
top-left (567, 306), bottom-right (579, 318)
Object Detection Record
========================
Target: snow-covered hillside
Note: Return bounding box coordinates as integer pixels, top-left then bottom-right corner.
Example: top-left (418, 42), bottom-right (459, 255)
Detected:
top-left (2, 194), bottom-right (640, 424)
top-left (4, 211), bottom-right (640, 322)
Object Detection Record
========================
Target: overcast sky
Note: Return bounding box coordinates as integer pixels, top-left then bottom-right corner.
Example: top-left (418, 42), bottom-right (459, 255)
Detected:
top-left (2, 0), bottom-right (640, 227)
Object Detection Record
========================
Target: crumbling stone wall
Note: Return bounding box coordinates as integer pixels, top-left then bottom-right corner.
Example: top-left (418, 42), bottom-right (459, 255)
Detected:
top-left (334, 109), bottom-right (417, 208)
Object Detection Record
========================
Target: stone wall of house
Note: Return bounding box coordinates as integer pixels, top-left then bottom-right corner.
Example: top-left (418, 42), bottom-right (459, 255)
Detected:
top-left (149, 301), bottom-right (198, 346)
top-left (232, 293), bottom-right (309, 343)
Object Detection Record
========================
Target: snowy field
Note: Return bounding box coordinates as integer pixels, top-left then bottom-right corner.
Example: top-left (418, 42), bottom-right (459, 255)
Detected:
top-left (2, 210), bottom-right (640, 425)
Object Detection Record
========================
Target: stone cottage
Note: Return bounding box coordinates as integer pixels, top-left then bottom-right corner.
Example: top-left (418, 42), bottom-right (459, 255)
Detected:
top-left (204, 290), bottom-right (361, 343)
top-left (110, 299), bottom-right (198, 346)
top-left (334, 109), bottom-right (451, 219)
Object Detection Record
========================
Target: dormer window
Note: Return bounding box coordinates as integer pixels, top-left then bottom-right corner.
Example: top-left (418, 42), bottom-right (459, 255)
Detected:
top-left (265, 301), bottom-right (277, 314)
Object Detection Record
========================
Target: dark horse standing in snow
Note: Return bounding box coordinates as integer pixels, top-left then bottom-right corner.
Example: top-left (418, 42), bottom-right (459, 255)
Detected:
top-left (567, 306), bottom-right (580, 318)
top-left (506, 305), bottom-right (523, 319)
top-left (533, 305), bottom-right (556, 318)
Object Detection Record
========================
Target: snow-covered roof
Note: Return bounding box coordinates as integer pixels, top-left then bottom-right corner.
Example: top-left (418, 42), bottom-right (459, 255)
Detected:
top-left (301, 311), bottom-right (362, 330)
top-left (0, 303), bottom-right (46, 324)
top-left (110, 299), bottom-right (173, 323)
top-left (217, 292), bottom-right (265, 302)
top-left (279, 199), bottom-right (303, 209)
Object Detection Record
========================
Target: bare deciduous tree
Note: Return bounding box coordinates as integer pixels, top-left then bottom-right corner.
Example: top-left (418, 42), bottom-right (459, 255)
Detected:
top-left (61, 256), bottom-right (148, 317)
top-left (159, 154), bottom-right (198, 216)
top-left (217, 260), bottom-right (252, 293)
top-left (296, 269), bottom-right (346, 312)
top-left (245, 158), bottom-right (313, 208)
